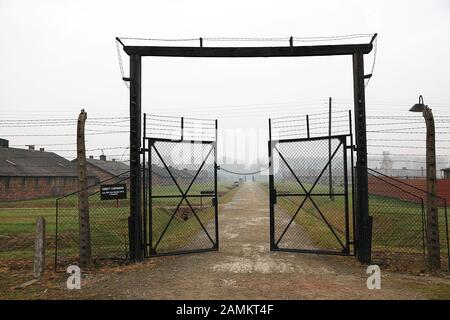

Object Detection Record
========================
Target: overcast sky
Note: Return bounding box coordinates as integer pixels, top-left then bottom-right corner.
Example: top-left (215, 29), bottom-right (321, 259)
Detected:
top-left (0, 0), bottom-right (449, 169)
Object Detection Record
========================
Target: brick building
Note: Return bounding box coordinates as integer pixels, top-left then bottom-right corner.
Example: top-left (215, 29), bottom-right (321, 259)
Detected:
top-left (74, 155), bottom-right (209, 187)
top-left (148, 165), bottom-right (210, 186)
top-left (73, 155), bottom-right (130, 183)
top-left (0, 139), bottom-right (98, 201)
top-left (442, 168), bottom-right (450, 180)
top-left (368, 173), bottom-right (450, 204)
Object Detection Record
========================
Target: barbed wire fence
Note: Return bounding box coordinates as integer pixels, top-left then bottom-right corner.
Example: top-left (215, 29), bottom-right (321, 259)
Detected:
top-left (0, 116), bottom-right (132, 272)
top-left (368, 169), bottom-right (449, 273)
top-left (116, 33), bottom-right (378, 89)
top-left (268, 104), bottom-right (450, 273)
top-left (1, 99), bottom-right (450, 273)
top-left (55, 172), bottom-right (131, 270)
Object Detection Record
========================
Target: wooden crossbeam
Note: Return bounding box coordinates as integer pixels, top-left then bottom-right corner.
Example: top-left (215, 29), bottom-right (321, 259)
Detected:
top-left (123, 44), bottom-right (373, 57)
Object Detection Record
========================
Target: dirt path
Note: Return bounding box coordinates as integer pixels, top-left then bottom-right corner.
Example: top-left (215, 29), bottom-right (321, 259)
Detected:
top-left (11, 181), bottom-right (450, 300)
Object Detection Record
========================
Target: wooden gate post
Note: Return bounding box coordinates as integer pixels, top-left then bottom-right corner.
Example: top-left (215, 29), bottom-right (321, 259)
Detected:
top-left (129, 54), bottom-right (143, 261)
top-left (353, 53), bottom-right (371, 264)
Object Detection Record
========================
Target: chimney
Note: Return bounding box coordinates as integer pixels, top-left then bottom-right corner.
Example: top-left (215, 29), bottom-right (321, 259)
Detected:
top-left (89, 155), bottom-right (94, 159)
top-left (0, 138), bottom-right (8, 148)
top-left (39, 148), bottom-right (45, 152)
top-left (100, 155), bottom-right (106, 161)
top-left (28, 145), bottom-right (35, 151)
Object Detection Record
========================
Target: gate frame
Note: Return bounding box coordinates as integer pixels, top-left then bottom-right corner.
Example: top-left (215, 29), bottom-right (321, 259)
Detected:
top-left (269, 134), bottom-right (353, 256)
top-left (117, 35), bottom-right (376, 263)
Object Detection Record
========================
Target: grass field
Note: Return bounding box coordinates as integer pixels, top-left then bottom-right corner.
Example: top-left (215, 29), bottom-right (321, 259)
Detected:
top-left (0, 182), bottom-right (237, 266)
top-left (0, 191), bottom-right (131, 261)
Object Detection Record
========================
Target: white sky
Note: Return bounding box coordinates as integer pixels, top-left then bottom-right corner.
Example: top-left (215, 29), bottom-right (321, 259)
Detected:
top-left (0, 0), bottom-right (449, 169)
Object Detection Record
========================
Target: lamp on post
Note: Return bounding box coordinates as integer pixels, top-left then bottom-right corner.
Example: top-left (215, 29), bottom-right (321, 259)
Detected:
top-left (409, 95), bottom-right (441, 270)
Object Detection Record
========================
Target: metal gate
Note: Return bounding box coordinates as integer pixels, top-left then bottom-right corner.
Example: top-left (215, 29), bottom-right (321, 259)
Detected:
top-left (269, 134), bottom-right (353, 255)
top-left (143, 115), bottom-right (218, 257)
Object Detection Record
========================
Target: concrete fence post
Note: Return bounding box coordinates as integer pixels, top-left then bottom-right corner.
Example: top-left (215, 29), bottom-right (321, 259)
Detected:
top-left (77, 109), bottom-right (91, 267)
top-left (33, 216), bottom-right (46, 279)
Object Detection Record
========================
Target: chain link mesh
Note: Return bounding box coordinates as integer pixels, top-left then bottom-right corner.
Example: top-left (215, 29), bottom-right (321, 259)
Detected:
top-left (148, 140), bottom-right (217, 255)
top-left (55, 175), bottom-right (130, 268)
top-left (272, 136), bottom-right (351, 253)
top-left (369, 169), bottom-right (450, 273)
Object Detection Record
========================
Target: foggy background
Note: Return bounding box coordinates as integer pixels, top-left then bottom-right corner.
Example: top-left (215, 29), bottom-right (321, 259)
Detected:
top-left (1, 0), bottom-right (449, 173)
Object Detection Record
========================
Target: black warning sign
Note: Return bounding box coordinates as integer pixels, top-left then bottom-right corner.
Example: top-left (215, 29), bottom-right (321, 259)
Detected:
top-left (100, 184), bottom-right (127, 200)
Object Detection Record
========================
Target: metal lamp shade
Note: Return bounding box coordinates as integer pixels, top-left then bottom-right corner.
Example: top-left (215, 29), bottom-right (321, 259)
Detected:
top-left (409, 95), bottom-right (426, 112)
top-left (409, 103), bottom-right (425, 112)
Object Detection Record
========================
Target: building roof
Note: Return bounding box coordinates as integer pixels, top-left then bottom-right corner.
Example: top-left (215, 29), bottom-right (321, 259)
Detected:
top-left (151, 165), bottom-right (208, 180)
top-left (151, 166), bottom-right (191, 179)
top-left (85, 158), bottom-right (130, 178)
top-left (0, 147), bottom-right (80, 177)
